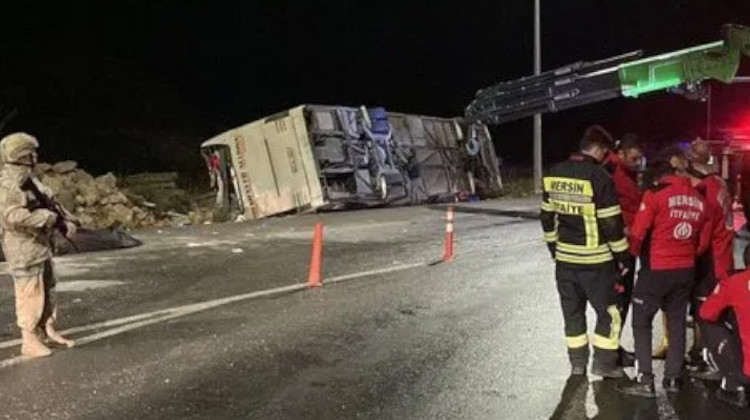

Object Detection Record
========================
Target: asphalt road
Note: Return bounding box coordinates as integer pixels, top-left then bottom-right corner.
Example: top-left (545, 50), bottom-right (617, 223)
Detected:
top-left (0, 200), bottom-right (748, 419)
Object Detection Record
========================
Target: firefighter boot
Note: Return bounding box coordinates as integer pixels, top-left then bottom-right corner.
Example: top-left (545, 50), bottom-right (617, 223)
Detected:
top-left (21, 330), bottom-right (52, 358)
top-left (591, 365), bottom-right (625, 379)
top-left (568, 347), bottom-right (589, 376)
top-left (592, 349), bottom-right (624, 379)
top-left (571, 365), bottom-right (587, 376)
top-left (616, 372), bottom-right (656, 398)
top-left (45, 321), bottom-right (74, 348)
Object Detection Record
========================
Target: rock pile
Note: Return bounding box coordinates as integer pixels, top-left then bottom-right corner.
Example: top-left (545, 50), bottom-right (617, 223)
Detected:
top-left (31, 161), bottom-right (211, 230)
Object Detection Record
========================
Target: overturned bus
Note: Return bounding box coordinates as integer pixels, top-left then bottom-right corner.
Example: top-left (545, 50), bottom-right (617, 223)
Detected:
top-left (200, 105), bottom-right (503, 220)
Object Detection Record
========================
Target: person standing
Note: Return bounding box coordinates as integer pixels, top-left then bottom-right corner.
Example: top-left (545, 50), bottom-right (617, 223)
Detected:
top-left (616, 155), bottom-right (712, 398)
top-left (682, 139), bottom-right (735, 372)
top-left (541, 125), bottom-right (631, 378)
top-left (688, 139), bottom-right (734, 281)
top-left (602, 133), bottom-right (644, 366)
top-left (0, 132), bottom-right (76, 358)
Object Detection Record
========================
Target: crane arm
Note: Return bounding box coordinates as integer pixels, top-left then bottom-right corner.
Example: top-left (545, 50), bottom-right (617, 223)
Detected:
top-left (466, 24), bottom-right (750, 125)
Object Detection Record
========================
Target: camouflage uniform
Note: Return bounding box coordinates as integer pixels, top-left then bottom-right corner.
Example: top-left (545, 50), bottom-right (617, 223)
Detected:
top-left (0, 133), bottom-right (74, 357)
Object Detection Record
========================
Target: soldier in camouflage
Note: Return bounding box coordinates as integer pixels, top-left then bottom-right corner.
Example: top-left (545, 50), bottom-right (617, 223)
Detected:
top-left (0, 133), bottom-right (76, 358)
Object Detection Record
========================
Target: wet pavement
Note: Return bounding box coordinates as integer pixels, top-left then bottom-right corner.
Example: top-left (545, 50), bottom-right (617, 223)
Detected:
top-left (0, 200), bottom-right (748, 419)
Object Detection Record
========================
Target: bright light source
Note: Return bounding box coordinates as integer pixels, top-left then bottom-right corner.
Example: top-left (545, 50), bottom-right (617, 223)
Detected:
top-left (729, 108), bottom-right (750, 137)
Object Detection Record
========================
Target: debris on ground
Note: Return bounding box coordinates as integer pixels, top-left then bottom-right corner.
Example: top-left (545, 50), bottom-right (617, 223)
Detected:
top-left (33, 161), bottom-right (215, 230)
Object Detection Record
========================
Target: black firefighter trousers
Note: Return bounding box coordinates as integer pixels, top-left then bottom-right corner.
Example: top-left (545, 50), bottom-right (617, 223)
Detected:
top-left (632, 267), bottom-right (694, 378)
top-left (556, 262), bottom-right (621, 370)
top-left (703, 320), bottom-right (750, 390)
top-left (617, 255), bottom-right (636, 333)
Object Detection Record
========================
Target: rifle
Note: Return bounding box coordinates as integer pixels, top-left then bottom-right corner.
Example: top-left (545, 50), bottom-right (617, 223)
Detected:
top-left (21, 178), bottom-right (79, 251)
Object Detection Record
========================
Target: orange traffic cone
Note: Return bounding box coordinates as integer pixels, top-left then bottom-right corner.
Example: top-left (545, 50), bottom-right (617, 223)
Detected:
top-left (441, 206), bottom-right (455, 262)
top-left (308, 222), bottom-right (324, 288)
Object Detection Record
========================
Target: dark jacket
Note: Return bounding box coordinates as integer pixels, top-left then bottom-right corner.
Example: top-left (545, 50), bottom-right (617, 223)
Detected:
top-left (541, 154), bottom-right (629, 265)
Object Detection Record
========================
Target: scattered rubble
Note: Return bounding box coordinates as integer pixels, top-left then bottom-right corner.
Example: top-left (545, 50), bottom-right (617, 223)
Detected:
top-left (32, 161), bottom-right (215, 230)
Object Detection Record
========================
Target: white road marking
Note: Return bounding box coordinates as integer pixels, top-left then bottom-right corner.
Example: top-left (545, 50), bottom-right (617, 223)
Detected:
top-left (266, 221), bottom-right (411, 241)
top-left (0, 283), bottom-right (306, 351)
top-left (185, 240), bottom-right (242, 248)
top-left (325, 262), bottom-right (427, 285)
top-left (0, 261), bottom-right (431, 368)
top-left (56, 280), bottom-right (126, 292)
top-left (0, 355), bottom-right (30, 368)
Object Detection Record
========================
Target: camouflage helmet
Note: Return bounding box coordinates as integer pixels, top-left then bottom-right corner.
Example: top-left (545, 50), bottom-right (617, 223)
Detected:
top-left (0, 132), bottom-right (39, 163)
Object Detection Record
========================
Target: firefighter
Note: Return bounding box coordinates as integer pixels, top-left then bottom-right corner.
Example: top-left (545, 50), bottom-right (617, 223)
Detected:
top-left (541, 125), bottom-right (631, 378)
top-left (651, 140), bottom-right (730, 362)
top-left (602, 133), bottom-right (643, 366)
top-left (684, 139), bottom-right (735, 372)
top-left (698, 244), bottom-right (750, 408)
top-left (689, 139), bottom-right (734, 281)
top-left (0, 133), bottom-right (76, 358)
top-left (654, 144), bottom-right (720, 360)
top-left (616, 154), bottom-right (712, 398)
top-left (688, 139), bottom-right (734, 380)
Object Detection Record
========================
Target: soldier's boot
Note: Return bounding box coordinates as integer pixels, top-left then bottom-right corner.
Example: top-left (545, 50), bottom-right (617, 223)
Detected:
top-left (45, 321), bottom-right (74, 348)
top-left (21, 330), bottom-right (52, 358)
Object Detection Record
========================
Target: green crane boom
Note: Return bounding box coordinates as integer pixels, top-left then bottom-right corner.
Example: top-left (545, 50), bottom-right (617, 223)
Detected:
top-left (466, 24), bottom-right (750, 124)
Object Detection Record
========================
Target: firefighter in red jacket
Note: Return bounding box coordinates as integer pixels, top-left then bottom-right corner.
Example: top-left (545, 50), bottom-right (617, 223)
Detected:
top-left (651, 141), bottom-right (733, 361)
top-left (602, 134), bottom-right (644, 229)
top-left (602, 134), bottom-right (643, 366)
top-left (685, 139), bottom-right (735, 369)
top-left (698, 244), bottom-right (750, 408)
top-left (688, 139), bottom-right (734, 283)
top-left (617, 155), bottom-right (712, 398)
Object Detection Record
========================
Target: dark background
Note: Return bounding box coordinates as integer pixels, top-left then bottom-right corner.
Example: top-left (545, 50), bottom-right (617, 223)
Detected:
top-left (0, 1), bottom-right (749, 178)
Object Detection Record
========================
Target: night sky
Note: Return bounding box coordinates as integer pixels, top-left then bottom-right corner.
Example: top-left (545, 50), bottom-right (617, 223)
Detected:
top-left (1, 2), bottom-right (749, 177)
